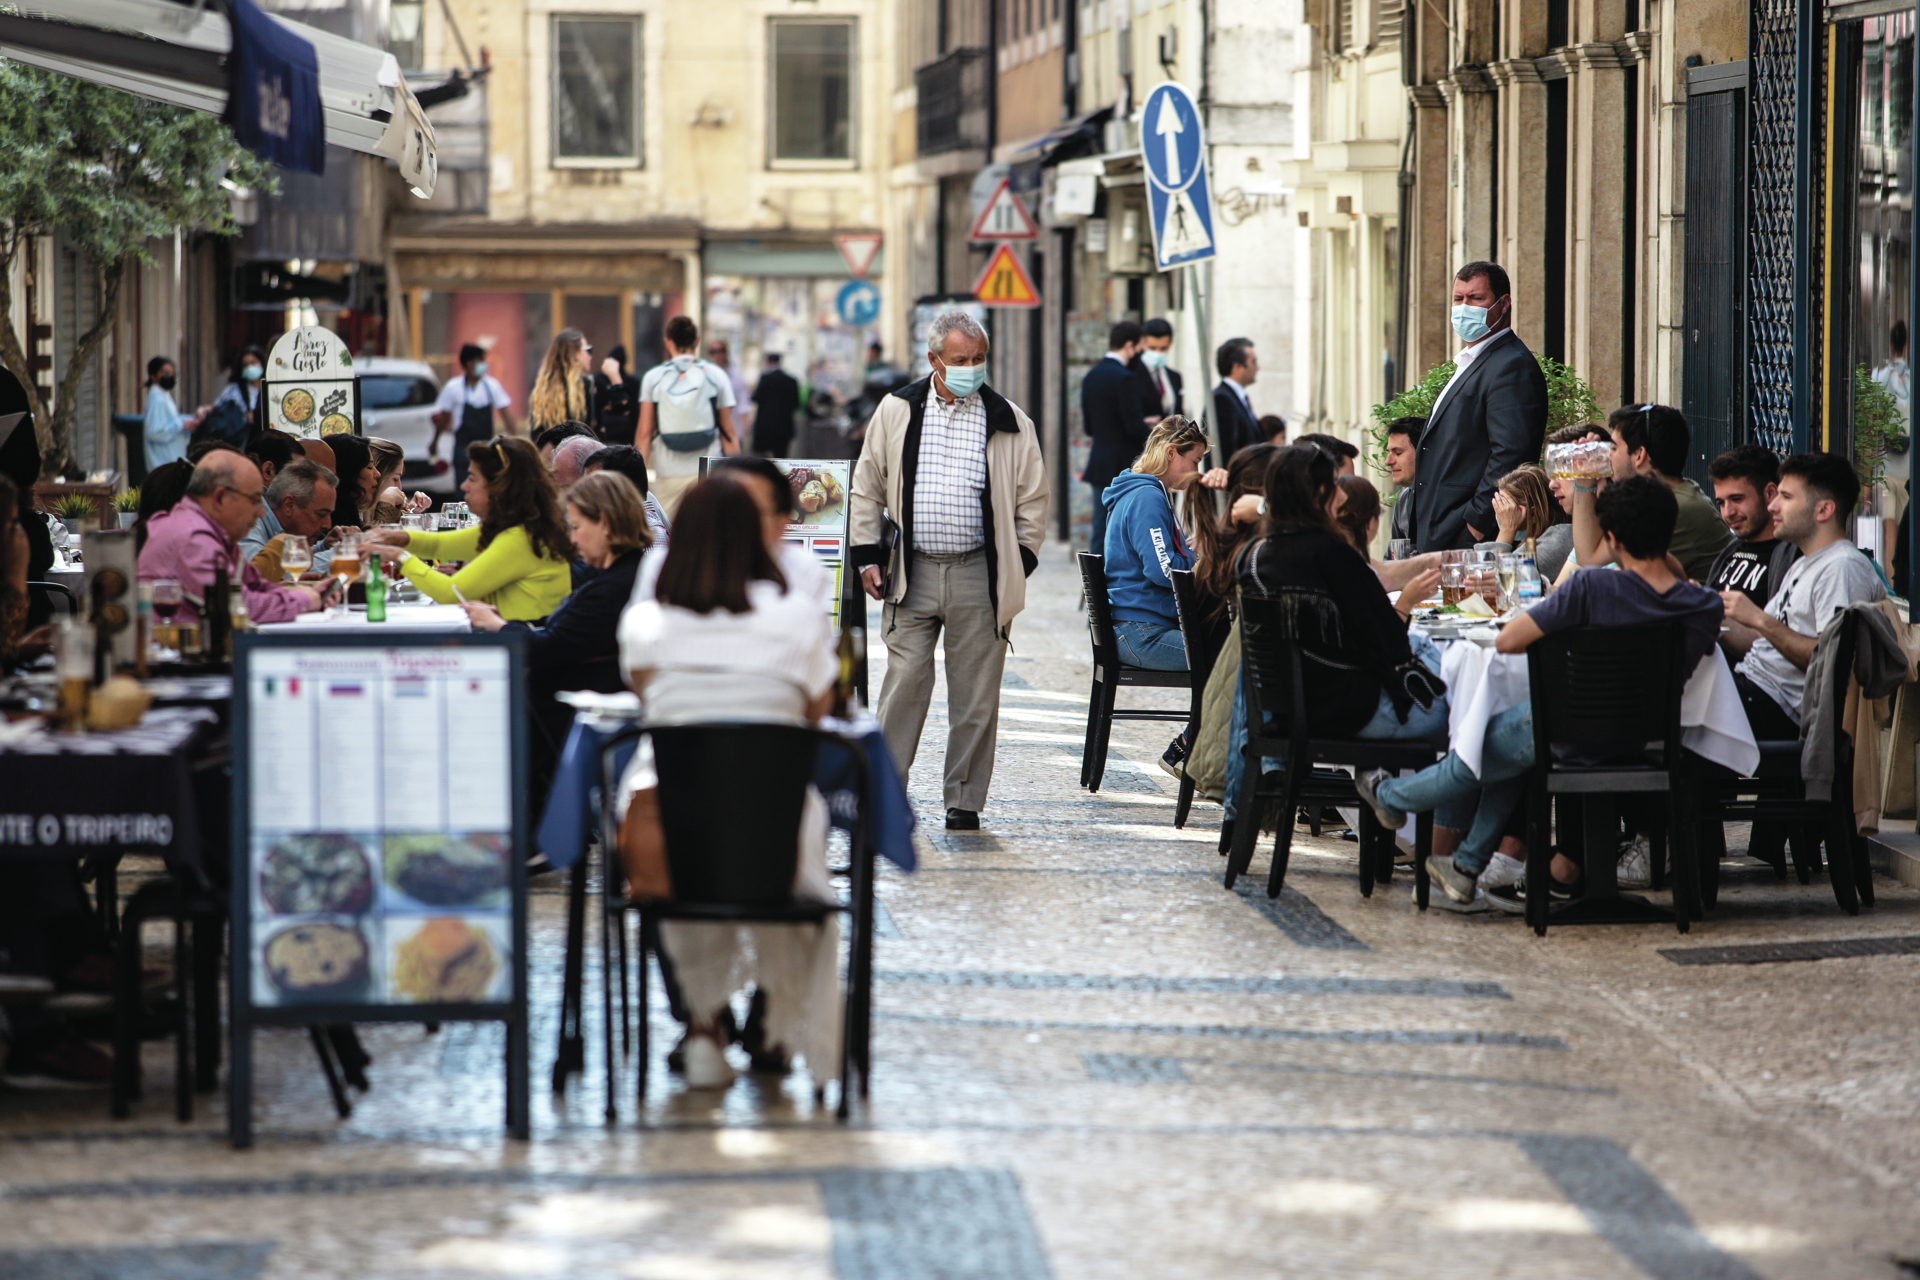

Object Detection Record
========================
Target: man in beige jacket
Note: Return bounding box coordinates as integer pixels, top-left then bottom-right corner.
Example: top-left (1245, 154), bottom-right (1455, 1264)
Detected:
top-left (851, 311), bottom-right (1049, 829)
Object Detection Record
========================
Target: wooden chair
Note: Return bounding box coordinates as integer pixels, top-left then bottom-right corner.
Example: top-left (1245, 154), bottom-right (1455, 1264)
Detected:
top-left (1521, 622), bottom-right (1698, 935)
top-left (1225, 590), bottom-right (1438, 904)
top-left (1076, 553), bottom-right (1191, 792)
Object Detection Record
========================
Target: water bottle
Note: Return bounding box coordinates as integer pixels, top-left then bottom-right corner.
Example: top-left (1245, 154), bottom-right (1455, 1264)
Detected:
top-left (1514, 549), bottom-right (1543, 607)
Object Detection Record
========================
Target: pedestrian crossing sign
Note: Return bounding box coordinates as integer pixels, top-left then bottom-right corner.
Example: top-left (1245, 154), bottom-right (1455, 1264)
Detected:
top-left (970, 244), bottom-right (1041, 309)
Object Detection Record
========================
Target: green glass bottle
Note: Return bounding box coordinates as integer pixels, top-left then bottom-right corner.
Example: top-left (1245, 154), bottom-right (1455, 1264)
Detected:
top-left (365, 552), bottom-right (387, 623)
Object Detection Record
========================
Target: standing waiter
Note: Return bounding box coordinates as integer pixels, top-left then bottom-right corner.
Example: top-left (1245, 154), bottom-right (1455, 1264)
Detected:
top-left (432, 343), bottom-right (521, 487)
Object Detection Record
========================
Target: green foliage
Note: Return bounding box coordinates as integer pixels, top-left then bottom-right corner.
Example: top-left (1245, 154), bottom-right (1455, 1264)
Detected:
top-left (0, 64), bottom-right (275, 475)
top-left (1853, 365), bottom-right (1905, 502)
top-left (1365, 352), bottom-right (1604, 481)
top-left (114, 487), bottom-right (141, 513)
top-left (54, 494), bottom-right (97, 521)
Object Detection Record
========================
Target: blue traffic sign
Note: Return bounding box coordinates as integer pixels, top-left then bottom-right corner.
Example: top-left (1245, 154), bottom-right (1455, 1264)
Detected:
top-left (836, 279), bottom-right (882, 328)
top-left (1139, 82), bottom-right (1217, 270)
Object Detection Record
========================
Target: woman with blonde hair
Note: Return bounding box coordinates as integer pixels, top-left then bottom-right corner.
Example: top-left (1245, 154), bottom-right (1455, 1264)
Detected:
top-left (1487, 462), bottom-right (1574, 580)
top-left (528, 328), bottom-right (594, 434)
top-left (361, 437), bottom-right (430, 525)
top-left (366, 436), bottom-right (573, 620)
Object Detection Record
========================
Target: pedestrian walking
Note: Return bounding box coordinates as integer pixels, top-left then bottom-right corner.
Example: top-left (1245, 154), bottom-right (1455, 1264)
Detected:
top-left (1131, 317), bottom-right (1184, 423)
top-left (1409, 261), bottom-right (1548, 551)
top-left (433, 344), bottom-right (519, 487)
top-left (1210, 338), bottom-right (1261, 460)
top-left (750, 353), bottom-right (802, 457)
top-left (639, 316), bottom-right (740, 518)
top-left (851, 310), bottom-right (1048, 830)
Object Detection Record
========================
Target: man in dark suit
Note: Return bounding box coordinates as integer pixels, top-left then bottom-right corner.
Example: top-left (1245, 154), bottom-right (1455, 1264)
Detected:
top-left (1129, 317), bottom-right (1184, 424)
top-left (1081, 320), bottom-right (1147, 552)
top-left (1211, 337), bottom-right (1261, 461)
top-left (1410, 261), bottom-right (1548, 551)
top-left (749, 352), bottom-right (801, 457)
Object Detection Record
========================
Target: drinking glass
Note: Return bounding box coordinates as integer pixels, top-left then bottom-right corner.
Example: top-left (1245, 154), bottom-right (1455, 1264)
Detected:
top-left (53, 617), bottom-right (93, 731)
top-left (280, 534), bottom-right (312, 583)
top-left (329, 533), bottom-right (364, 615)
top-left (1388, 538), bottom-right (1414, 562)
top-left (150, 578), bottom-right (183, 650)
top-left (1439, 557), bottom-right (1466, 607)
top-left (401, 514), bottom-right (425, 532)
top-left (1496, 553), bottom-right (1519, 610)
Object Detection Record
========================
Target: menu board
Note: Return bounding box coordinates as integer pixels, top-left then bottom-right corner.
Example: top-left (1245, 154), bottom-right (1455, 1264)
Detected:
top-left (229, 632), bottom-right (529, 1146)
top-left (702, 458), bottom-right (853, 627)
top-left (264, 324), bottom-right (358, 439)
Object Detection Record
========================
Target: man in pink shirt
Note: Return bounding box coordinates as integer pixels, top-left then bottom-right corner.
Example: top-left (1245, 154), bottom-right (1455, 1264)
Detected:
top-left (137, 451), bottom-right (322, 623)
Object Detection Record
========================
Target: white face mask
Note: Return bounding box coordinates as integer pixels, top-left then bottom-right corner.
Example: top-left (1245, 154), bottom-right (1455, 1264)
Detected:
top-left (1141, 350), bottom-right (1169, 370)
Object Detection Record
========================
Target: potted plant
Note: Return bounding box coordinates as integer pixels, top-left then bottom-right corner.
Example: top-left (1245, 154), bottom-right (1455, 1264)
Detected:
top-left (114, 487), bottom-right (141, 529)
top-left (55, 493), bottom-right (99, 536)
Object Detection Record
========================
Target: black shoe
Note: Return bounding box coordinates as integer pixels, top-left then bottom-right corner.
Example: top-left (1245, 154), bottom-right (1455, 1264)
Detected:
top-left (1158, 735), bottom-right (1190, 779)
top-left (1516, 874), bottom-right (1581, 904)
top-left (945, 808), bottom-right (980, 830)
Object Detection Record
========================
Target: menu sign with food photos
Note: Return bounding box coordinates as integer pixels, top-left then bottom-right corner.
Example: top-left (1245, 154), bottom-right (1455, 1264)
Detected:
top-left (228, 632), bottom-right (529, 1147)
top-left (264, 324), bottom-right (359, 439)
top-left (706, 458), bottom-right (853, 627)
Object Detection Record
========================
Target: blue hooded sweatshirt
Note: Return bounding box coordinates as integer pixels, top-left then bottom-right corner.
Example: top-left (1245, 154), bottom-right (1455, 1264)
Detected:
top-left (1102, 469), bottom-right (1191, 626)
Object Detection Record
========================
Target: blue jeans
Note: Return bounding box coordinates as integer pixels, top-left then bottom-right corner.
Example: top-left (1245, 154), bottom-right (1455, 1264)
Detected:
top-left (1375, 702), bottom-right (1536, 876)
top-left (1115, 619), bottom-right (1188, 670)
top-left (1224, 633), bottom-right (1449, 820)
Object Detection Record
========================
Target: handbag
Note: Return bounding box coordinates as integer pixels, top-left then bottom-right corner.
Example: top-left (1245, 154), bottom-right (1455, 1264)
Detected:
top-left (615, 787), bottom-right (673, 900)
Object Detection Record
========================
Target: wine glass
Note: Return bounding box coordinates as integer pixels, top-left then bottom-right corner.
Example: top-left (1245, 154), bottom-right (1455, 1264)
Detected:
top-left (1496, 553), bottom-right (1519, 610)
top-left (150, 578), bottom-right (183, 650)
top-left (280, 534), bottom-right (312, 584)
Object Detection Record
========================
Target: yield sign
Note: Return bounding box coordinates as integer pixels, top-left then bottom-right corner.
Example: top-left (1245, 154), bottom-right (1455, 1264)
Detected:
top-left (968, 179), bottom-right (1039, 241)
top-left (834, 233), bottom-right (883, 279)
top-left (970, 244), bottom-right (1040, 308)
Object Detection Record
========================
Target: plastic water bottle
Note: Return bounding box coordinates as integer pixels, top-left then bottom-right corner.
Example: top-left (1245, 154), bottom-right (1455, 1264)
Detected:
top-left (1515, 540), bottom-right (1543, 607)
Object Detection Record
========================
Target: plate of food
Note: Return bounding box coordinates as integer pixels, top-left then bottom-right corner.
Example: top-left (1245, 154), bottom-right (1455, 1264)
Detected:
top-left (387, 916), bottom-right (507, 1004)
top-left (260, 833), bottom-right (374, 915)
top-left (262, 920), bottom-right (372, 1003)
top-left (280, 388), bottom-right (315, 427)
top-left (384, 833), bottom-right (511, 908)
top-left (784, 465), bottom-right (847, 525)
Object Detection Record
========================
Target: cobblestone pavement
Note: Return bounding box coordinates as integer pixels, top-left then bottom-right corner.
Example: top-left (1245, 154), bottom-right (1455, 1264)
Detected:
top-left (3, 544), bottom-right (1920, 1279)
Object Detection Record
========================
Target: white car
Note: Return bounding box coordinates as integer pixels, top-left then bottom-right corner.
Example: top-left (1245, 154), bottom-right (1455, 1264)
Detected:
top-left (356, 357), bottom-right (454, 495)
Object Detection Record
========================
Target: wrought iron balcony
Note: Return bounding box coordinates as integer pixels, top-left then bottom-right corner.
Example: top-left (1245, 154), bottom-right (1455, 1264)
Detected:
top-left (915, 47), bottom-right (990, 157)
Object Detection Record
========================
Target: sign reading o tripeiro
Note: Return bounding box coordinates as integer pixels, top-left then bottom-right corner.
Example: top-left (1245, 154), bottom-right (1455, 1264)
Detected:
top-left (266, 325), bottom-right (358, 439)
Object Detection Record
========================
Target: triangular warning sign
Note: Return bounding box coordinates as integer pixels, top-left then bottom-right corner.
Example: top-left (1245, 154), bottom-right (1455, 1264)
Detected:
top-left (970, 244), bottom-right (1041, 308)
top-left (969, 179), bottom-right (1039, 241)
top-left (1155, 189), bottom-right (1213, 261)
top-left (834, 233), bottom-right (883, 279)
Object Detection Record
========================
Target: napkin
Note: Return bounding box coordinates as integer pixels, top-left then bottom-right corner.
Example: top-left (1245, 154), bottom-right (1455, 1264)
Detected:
top-left (1456, 593), bottom-right (1497, 618)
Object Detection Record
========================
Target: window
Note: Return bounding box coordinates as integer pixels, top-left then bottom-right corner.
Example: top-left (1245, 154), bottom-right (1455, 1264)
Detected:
top-left (360, 376), bottom-right (439, 409)
top-left (770, 19), bottom-right (855, 166)
top-left (553, 16), bottom-right (642, 165)
top-left (387, 0), bottom-right (424, 71)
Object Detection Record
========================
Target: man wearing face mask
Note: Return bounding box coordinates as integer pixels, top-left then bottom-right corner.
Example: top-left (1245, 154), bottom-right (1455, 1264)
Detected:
top-left (433, 343), bottom-right (520, 487)
top-left (851, 310), bottom-right (1049, 831)
top-left (1410, 261), bottom-right (1548, 551)
top-left (143, 356), bottom-right (209, 472)
top-left (1131, 317), bottom-right (1185, 425)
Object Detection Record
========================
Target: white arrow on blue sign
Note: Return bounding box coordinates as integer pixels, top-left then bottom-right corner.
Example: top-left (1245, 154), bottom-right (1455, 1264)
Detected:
top-left (836, 279), bottom-right (882, 328)
top-left (1139, 82), bottom-right (1216, 270)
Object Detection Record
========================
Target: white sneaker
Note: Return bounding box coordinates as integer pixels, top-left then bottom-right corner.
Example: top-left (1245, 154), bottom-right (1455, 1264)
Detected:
top-left (1429, 887), bottom-right (1491, 914)
top-left (1616, 836), bottom-right (1651, 889)
top-left (1478, 851), bottom-right (1526, 891)
top-left (681, 1033), bottom-right (736, 1090)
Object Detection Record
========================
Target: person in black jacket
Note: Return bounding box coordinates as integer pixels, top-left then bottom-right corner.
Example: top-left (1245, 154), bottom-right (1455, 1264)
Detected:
top-left (749, 352), bottom-right (802, 457)
top-left (593, 345), bottom-right (641, 446)
top-left (1410, 261), bottom-right (1549, 551)
top-left (1211, 337), bottom-right (1261, 460)
top-left (1130, 317), bottom-right (1184, 423)
top-left (460, 470), bottom-right (649, 792)
top-left (0, 406), bottom-right (52, 628)
top-left (1080, 320), bottom-right (1147, 552)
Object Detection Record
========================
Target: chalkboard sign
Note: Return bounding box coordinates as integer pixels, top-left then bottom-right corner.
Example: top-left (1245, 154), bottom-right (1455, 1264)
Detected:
top-left (228, 630), bottom-right (529, 1148)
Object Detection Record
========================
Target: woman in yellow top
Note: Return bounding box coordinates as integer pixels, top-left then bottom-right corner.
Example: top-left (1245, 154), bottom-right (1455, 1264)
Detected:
top-left (366, 437), bottom-right (572, 620)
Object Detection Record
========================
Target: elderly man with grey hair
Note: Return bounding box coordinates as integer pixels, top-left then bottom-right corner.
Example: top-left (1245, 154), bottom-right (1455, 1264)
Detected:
top-left (137, 450), bottom-right (323, 623)
top-left (850, 308), bottom-right (1049, 830)
top-left (241, 457), bottom-right (339, 580)
top-left (551, 434), bottom-right (603, 491)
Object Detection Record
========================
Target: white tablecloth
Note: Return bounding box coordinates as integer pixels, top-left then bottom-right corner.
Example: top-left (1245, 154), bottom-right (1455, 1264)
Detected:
top-left (1436, 639), bottom-right (1760, 779)
top-left (256, 604), bottom-right (472, 634)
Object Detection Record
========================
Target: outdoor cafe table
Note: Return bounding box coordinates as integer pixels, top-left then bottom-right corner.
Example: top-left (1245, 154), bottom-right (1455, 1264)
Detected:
top-left (255, 603), bottom-right (471, 633)
top-left (535, 701), bottom-right (917, 1093)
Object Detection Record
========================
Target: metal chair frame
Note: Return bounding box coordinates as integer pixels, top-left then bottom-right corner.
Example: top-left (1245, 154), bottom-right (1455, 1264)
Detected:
top-left (1077, 553), bottom-right (1192, 792)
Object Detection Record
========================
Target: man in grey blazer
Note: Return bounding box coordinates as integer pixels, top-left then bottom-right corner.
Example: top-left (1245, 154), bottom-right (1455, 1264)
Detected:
top-left (1410, 262), bottom-right (1549, 551)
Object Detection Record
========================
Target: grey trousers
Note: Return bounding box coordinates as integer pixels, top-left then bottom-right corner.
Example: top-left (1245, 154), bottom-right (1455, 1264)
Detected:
top-left (876, 550), bottom-right (1007, 813)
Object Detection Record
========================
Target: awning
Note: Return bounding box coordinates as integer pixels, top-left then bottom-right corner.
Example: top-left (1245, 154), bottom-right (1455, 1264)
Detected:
top-left (1005, 106), bottom-right (1114, 167)
top-left (0, 0), bottom-right (436, 196)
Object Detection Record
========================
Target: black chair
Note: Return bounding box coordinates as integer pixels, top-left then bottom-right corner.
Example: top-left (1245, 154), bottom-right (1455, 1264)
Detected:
top-left (1077, 553), bottom-right (1192, 792)
top-left (1522, 622), bottom-right (1698, 935)
top-left (113, 414), bottom-right (148, 488)
top-left (1698, 623), bottom-right (1873, 916)
top-left (1225, 590), bottom-right (1438, 904)
top-left (599, 722), bottom-right (872, 1123)
top-left (26, 580), bottom-right (76, 617)
top-left (1167, 569), bottom-right (1225, 827)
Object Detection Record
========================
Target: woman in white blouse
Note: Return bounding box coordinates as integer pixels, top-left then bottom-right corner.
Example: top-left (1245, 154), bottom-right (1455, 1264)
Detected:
top-left (617, 472), bottom-right (838, 1091)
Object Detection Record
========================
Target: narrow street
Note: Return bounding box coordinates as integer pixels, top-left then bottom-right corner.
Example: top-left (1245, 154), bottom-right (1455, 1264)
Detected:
top-left (2, 547), bottom-right (1918, 1279)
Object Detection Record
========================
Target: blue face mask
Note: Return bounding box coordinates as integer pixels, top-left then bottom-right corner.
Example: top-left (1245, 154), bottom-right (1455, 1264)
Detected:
top-left (473, 361), bottom-right (489, 378)
top-left (240, 364), bottom-right (262, 382)
top-left (1141, 349), bottom-right (1169, 370)
top-left (1450, 305), bottom-right (1492, 345)
top-left (939, 360), bottom-right (987, 398)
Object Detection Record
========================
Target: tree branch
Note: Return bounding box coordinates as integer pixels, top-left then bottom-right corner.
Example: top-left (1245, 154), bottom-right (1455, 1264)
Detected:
top-left (45, 255), bottom-right (124, 478)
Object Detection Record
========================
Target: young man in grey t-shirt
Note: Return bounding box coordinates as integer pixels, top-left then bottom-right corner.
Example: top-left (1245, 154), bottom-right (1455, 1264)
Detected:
top-left (1722, 452), bottom-right (1884, 737)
